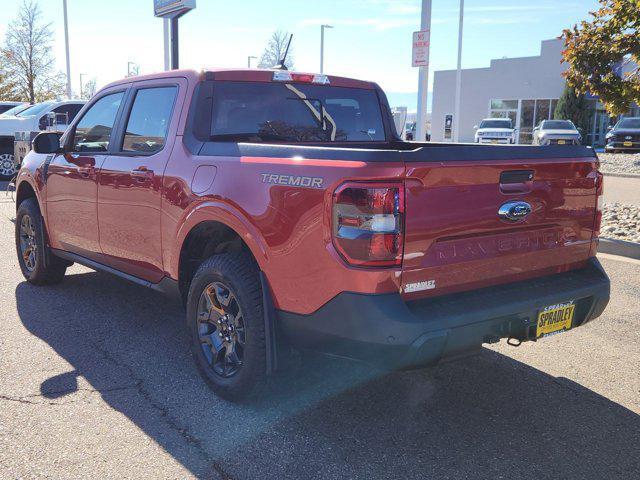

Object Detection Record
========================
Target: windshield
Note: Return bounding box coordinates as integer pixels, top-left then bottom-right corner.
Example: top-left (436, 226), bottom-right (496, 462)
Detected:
top-left (0, 104), bottom-right (29, 117)
top-left (210, 81), bottom-right (386, 142)
top-left (541, 120), bottom-right (575, 130)
top-left (17, 102), bottom-right (54, 118)
top-left (479, 119), bottom-right (512, 129)
top-left (617, 118), bottom-right (640, 129)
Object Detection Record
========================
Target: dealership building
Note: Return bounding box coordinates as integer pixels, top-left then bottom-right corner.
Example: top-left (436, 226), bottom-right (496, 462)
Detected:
top-left (431, 38), bottom-right (638, 146)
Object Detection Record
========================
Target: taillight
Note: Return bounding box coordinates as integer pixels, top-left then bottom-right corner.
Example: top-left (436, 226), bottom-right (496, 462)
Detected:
top-left (594, 170), bottom-right (604, 237)
top-left (332, 182), bottom-right (404, 267)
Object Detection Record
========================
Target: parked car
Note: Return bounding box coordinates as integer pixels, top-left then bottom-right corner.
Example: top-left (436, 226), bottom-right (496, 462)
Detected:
top-left (605, 117), bottom-right (640, 153)
top-left (0, 101), bottom-right (27, 115)
top-left (533, 120), bottom-right (582, 145)
top-left (0, 103), bottom-right (32, 118)
top-left (405, 122), bottom-right (430, 141)
top-left (0, 100), bottom-right (85, 179)
top-left (15, 69), bottom-right (609, 400)
top-left (474, 118), bottom-right (517, 144)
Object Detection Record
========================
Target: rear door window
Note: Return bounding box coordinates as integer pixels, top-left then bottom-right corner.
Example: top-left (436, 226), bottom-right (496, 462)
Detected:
top-left (122, 86), bottom-right (177, 153)
top-left (210, 81), bottom-right (385, 142)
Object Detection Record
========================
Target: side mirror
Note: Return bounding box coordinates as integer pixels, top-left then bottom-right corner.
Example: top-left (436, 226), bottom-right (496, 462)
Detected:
top-left (607, 125), bottom-right (613, 131)
top-left (33, 132), bottom-right (63, 154)
top-left (473, 125), bottom-right (478, 130)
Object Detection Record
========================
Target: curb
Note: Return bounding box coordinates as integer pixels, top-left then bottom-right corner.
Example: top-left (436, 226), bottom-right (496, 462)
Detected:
top-left (602, 172), bottom-right (640, 179)
top-left (598, 238), bottom-right (640, 260)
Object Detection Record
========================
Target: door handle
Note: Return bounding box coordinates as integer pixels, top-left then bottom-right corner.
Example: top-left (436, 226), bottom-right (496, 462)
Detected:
top-left (131, 167), bottom-right (154, 181)
top-left (78, 166), bottom-right (94, 178)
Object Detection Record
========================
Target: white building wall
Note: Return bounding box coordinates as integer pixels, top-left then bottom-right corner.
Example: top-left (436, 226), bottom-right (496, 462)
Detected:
top-left (431, 39), bottom-right (567, 143)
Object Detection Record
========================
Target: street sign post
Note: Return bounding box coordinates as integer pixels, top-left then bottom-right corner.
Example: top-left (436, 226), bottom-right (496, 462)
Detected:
top-left (412, 30), bottom-right (430, 67)
top-left (415, 0), bottom-right (432, 143)
top-left (154, 0), bottom-right (196, 70)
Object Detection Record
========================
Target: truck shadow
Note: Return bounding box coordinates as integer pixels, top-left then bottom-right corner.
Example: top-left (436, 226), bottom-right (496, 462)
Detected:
top-left (15, 271), bottom-right (639, 480)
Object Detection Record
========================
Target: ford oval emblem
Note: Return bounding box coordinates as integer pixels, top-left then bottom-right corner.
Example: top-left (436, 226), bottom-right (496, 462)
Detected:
top-left (498, 200), bottom-right (532, 222)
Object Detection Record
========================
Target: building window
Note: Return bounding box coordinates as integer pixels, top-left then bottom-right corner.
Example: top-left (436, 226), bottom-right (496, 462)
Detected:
top-left (489, 99), bottom-right (518, 126)
top-left (489, 98), bottom-right (559, 145)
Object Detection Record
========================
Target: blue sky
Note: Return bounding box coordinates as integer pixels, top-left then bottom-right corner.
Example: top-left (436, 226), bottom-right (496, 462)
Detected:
top-left (0, 0), bottom-right (601, 111)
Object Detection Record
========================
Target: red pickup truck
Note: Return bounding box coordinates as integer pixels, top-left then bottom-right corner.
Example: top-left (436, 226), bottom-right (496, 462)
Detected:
top-left (14, 69), bottom-right (609, 400)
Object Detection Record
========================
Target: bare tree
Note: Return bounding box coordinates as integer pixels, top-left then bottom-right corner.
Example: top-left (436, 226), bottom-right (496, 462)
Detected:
top-left (258, 30), bottom-right (294, 69)
top-left (1, 1), bottom-right (66, 102)
top-left (80, 78), bottom-right (96, 100)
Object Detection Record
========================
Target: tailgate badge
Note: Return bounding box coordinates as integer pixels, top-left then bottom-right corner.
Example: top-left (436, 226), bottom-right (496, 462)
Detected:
top-left (498, 201), bottom-right (532, 223)
top-left (404, 280), bottom-right (436, 293)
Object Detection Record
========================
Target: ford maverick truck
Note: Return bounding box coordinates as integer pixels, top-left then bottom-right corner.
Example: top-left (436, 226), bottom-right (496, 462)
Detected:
top-left (14, 69), bottom-right (609, 400)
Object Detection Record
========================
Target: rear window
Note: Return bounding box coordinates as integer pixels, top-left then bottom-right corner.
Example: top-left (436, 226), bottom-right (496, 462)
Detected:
top-left (210, 81), bottom-right (385, 142)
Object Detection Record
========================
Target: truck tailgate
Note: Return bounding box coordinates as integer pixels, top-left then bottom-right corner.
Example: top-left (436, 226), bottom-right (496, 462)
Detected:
top-left (400, 146), bottom-right (599, 300)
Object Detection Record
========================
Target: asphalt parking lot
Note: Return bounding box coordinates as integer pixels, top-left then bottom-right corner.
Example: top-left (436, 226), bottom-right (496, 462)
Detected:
top-left (0, 182), bottom-right (638, 480)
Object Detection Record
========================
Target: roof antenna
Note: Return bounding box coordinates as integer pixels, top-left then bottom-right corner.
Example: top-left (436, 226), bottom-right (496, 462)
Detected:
top-left (274, 34), bottom-right (293, 70)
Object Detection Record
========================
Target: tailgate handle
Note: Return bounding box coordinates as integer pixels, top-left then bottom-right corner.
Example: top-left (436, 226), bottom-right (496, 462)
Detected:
top-left (500, 170), bottom-right (534, 184)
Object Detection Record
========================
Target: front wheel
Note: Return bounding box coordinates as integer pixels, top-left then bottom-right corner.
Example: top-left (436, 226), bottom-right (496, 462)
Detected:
top-left (186, 252), bottom-right (266, 401)
top-left (15, 198), bottom-right (68, 284)
top-left (0, 152), bottom-right (17, 180)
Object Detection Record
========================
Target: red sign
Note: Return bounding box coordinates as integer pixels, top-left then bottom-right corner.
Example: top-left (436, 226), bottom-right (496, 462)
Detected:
top-left (412, 30), bottom-right (431, 67)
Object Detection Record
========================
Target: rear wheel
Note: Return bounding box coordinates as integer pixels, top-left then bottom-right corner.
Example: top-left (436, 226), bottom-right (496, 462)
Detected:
top-left (186, 252), bottom-right (266, 401)
top-left (15, 198), bottom-right (67, 284)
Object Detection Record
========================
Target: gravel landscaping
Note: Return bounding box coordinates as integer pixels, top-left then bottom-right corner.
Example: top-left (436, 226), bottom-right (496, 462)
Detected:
top-left (598, 153), bottom-right (640, 176)
top-left (601, 202), bottom-right (640, 242)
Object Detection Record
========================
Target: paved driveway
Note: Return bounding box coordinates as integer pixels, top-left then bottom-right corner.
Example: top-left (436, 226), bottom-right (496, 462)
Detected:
top-left (0, 182), bottom-right (638, 479)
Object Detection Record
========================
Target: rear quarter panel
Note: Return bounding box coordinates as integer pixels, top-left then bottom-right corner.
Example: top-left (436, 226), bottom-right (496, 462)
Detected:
top-left (162, 142), bottom-right (405, 314)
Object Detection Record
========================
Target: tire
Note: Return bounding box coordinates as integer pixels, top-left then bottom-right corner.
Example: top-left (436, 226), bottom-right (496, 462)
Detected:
top-left (15, 198), bottom-right (68, 285)
top-left (186, 252), bottom-right (266, 401)
top-left (0, 151), bottom-right (17, 180)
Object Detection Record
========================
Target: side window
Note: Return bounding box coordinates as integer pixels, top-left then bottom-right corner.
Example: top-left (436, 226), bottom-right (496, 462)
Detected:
top-left (54, 103), bottom-right (84, 124)
top-left (72, 93), bottom-right (124, 152)
top-left (122, 86), bottom-right (177, 153)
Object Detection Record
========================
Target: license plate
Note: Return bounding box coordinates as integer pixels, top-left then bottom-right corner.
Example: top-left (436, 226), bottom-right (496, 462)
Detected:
top-left (557, 140), bottom-right (566, 145)
top-left (537, 301), bottom-right (575, 338)
top-left (491, 140), bottom-right (499, 144)
top-left (624, 141), bottom-right (633, 147)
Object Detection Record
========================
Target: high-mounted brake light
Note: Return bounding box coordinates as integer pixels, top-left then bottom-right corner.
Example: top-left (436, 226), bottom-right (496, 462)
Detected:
top-left (332, 182), bottom-right (404, 267)
top-left (273, 71), bottom-right (330, 84)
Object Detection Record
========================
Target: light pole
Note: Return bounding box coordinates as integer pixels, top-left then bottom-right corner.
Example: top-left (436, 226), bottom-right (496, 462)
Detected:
top-left (320, 24), bottom-right (333, 73)
top-left (247, 55), bottom-right (257, 68)
top-left (79, 73), bottom-right (87, 99)
top-left (63, 0), bottom-right (72, 99)
top-left (416, 0), bottom-right (432, 143)
top-left (453, 0), bottom-right (465, 143)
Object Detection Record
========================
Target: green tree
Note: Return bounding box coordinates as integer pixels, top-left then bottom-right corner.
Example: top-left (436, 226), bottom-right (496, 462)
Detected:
top-left (554, 84), bottom-right (592, 134)
top-left (561, 0), bottom-right (640, 116)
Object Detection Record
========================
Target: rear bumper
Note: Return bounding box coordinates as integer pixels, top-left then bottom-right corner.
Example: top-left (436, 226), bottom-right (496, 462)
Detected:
top-left (277, 258), bottom-right (610, 367)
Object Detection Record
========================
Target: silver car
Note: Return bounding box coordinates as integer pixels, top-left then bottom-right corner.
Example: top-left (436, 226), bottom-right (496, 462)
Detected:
top-left (533, 120), bottom-right (581, 146)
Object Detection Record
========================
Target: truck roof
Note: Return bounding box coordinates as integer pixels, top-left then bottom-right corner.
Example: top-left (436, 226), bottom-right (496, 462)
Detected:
top-left (102, 68), bottom-right (379, 91)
